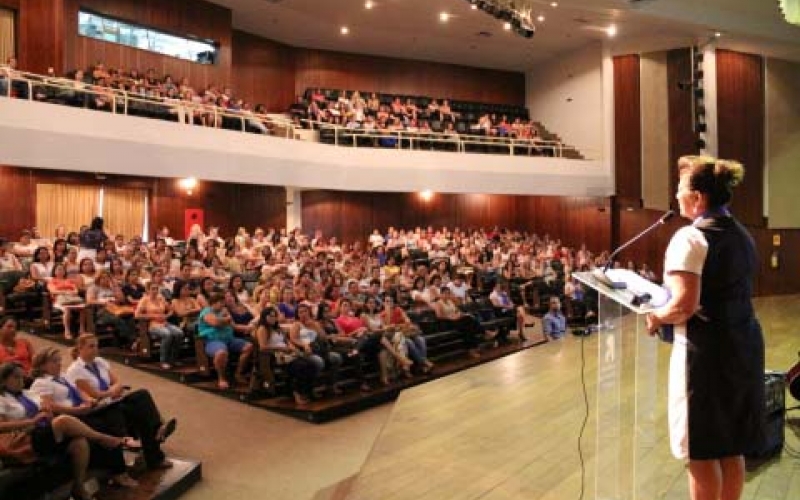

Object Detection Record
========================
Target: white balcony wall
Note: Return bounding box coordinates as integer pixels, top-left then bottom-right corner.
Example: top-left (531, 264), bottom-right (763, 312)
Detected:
top-left (0, 98), bottom-right (613, 197)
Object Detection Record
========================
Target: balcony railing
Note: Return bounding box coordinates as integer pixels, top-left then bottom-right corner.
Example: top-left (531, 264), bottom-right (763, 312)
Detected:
top-left (0, 67), bottom-right (584, 159)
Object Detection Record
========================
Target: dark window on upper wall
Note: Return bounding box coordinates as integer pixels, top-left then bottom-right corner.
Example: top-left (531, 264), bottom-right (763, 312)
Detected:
top-left (78, 9), bottom-right (219, 65)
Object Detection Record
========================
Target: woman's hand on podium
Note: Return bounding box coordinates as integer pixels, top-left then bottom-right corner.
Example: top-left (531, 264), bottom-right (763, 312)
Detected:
top-left (645, 312), bottom-right (662, 336)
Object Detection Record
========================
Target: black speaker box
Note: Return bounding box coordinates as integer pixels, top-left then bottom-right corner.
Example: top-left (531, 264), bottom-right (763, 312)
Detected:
top-left (746, 372), bottom-right (785, 460)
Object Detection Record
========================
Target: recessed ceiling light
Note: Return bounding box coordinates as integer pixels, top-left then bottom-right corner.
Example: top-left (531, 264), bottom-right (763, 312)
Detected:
top-left (606, 24), bottom-right (617, 37)
top-left (440, 12), bottom-right (450, 22)
top-left (503, 22), bottom-right (512, 30)
top-left (551, 2), bottom-right (558, 7)
top-left (714, 31), bottom-right (722, 37)
top-left (471, 4), bottom-right (478, 9)
top-left (340, 26), bottom-right (350, 35)
top-left (365, 0), bottom-right (374, 9)
top-left (537, 15), bottom-right (545, 22)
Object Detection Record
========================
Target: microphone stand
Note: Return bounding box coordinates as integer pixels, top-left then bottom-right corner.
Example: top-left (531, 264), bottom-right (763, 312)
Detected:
top-left (593, 210), bottom-right (676, 290)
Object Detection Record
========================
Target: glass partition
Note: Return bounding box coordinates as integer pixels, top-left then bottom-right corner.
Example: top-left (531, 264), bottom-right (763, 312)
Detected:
top-left (78, 10), bottom-right (218, 65)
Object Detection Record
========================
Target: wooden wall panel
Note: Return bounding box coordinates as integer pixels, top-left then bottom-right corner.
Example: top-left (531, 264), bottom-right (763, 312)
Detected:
top-left (716, 49), bottom-right (765, 227)
top-left (0, 166), bottom-right (36, 239)
top-left (18, 0), bottom-right (65, 73)
top-left (667, 48), bottom-right (697, 205)
top-left (0, 0), bottom-right (19, 10)
top-left (0, 166), bottom-right (285, 242)
top-left (617, 209), bottom-right (800, 296)
top-left (613, 55), bottom-right (642, 201)
top-left (62, 0), bottom-right (232, 89)
top-left (302, 191), bottom-right (612, 257)
top-left (513, 196), bottom-right (612, 252)
top-left (294, 48), bottom-right (526, 105)
top-left (616, 208), bottom-right (683, 278)
top-left (231, 30), bottom-right (296, 111)
top-left (749, 228), bottom-right (800, 296)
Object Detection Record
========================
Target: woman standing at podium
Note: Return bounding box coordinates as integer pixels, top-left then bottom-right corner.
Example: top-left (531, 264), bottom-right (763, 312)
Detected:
top-left (646, 156), bottom-right (764, 500)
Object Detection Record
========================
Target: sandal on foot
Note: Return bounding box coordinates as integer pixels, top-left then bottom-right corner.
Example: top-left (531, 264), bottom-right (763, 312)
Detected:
top-left (156, 418), bottom-right (177, 443)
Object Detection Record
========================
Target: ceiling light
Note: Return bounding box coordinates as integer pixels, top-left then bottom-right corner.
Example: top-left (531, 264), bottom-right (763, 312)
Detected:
top-left (440, 12), bottom-right (450, 22)
top-left (606, 24), bottom-right (617, 37)
top-left (419, 190), bottom-right (434, 202)
top-left (178, 177), bottom-right (198, 195)
top-left (714, 32), bottom-right (722, 37)
top-left (504, 22), bottom-right (512, 30)
top-left (537, 14), bottom-right (545, 22)
top-left (471, 4), bottom-right (478, 9)
top-left (551, 2), bottom-right (558, 7)
top-left (340, 26), bottom-right (350, 35)
top-left (365, 0), bottom-right (374, 9)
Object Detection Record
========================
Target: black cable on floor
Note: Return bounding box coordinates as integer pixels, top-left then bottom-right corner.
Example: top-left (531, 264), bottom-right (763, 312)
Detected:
top-left (577, 334), bottom-right (590, 500)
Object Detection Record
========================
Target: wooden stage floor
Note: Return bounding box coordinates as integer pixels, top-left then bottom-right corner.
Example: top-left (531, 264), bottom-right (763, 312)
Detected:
top-left (325, 295), bottom-right (800, 500)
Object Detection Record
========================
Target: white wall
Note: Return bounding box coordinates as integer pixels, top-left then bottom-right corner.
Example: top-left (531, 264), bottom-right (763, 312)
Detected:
top-left (0, 98), bottom-right (613, 198)
top-left (526, 42), bottom-right (605, 161)
top-left (765, 57), bottom-right (800, 229)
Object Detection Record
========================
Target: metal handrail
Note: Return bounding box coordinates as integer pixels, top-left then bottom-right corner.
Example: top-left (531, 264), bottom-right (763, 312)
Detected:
top-left (304, 120), bottom-right (567, 157)
top-left (1, 67), bottom-right (585, 158)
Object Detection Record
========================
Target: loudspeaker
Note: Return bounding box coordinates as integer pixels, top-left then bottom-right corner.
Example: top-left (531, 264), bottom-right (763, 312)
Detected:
top-left (746, 372), bottom-right (785, 460)
top-left (184, 209), bottom-right (204, 240)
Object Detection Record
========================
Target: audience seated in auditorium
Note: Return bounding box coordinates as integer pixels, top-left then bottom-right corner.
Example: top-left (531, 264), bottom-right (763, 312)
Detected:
top-left (29, 347), bottom-right (139, 488)
top-left (0, 361), bottom-right (140, 500)
top-left (197, 292), bottom-right (254, 389)
top-left (542, 296), bottom-right (567, 340)
top-left (0, 317), bottom-right (35, 376)
top-left (66, 334), bottom-right (177, 470)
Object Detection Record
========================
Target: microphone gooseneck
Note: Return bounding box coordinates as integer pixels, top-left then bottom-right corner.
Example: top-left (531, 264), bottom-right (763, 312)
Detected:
top-left (602, 210), bottom-right (675, 274)
top-left (594, 210), bottom-right (675, 289)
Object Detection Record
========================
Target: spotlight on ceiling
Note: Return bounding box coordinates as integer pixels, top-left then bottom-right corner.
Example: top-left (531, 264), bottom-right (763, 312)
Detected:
top-left (606, 24), bottom-right (617, 37)
top-left (537, 14), bottom-right (545, 22)
top-left (365, 0), bottom-right (374, 9)
top-left (467, 0), bottom-right (536, 39)
top-left (340, 26), bottom-right (350, 35)
top-left (439, 11), bottom-right (450, 22)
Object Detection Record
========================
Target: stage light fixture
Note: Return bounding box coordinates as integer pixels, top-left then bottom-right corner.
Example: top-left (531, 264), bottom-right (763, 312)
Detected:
top-left (467, 0), bottom-right (536, 39)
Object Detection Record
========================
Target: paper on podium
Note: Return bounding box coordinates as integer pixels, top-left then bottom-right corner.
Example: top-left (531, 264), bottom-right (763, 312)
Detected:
top-left (574, 269), bottom-right (669, 314)
top-left (605, 269), bottom-right (669, 307)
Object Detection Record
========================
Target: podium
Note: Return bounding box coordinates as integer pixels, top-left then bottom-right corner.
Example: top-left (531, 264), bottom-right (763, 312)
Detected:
top-left (573, 270), bottom-right (669, 500)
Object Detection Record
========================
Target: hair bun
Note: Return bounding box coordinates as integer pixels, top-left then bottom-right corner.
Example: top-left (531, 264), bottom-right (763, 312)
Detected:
top-left (715, 159), bottom-right (745, 188)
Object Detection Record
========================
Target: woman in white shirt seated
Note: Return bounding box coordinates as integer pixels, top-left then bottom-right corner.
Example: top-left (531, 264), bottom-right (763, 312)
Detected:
top-left (29, 246), bottom-right (54, 283)
top-left (65, 334), bottom-right (176, 470)
top-left (0, 240), bottom-right (22, 271)
top-left (1, 361), bottom-right (137, 500)
top-left (29, 348), bottom-right (138, 488)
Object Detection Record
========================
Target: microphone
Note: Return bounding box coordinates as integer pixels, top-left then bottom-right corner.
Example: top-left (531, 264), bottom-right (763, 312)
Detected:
top-left (593, 210), bottom-right (676, 290)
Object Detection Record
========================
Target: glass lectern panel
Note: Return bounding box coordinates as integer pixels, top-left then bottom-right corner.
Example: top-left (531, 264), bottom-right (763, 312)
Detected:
top-left (574, 271), bottom-right (662, 500)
